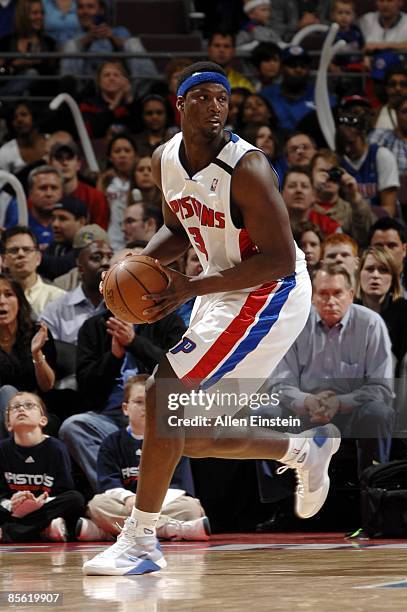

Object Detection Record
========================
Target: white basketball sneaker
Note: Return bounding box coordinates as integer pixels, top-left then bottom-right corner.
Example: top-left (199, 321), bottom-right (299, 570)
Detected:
top-left (82, 517), bottom-right (167, 576)
top-left (277, 424), bottom-right (341, 519)
top-left (157, 516), bottom-right (211, 541)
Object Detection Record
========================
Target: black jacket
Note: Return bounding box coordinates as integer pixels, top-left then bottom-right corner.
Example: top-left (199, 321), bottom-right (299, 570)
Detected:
top-left (76, 308), bottom-right (186, 411)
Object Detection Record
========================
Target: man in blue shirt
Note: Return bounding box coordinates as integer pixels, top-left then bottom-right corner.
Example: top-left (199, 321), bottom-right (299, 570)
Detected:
top-left (261, 45), bottom-right (336, 133)
top-left (270, 263), bottom-right (394, 476)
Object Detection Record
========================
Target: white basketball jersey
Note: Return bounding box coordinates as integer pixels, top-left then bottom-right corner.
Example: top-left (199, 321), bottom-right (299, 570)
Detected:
top-left (161, 131), bottom-right (305, 284)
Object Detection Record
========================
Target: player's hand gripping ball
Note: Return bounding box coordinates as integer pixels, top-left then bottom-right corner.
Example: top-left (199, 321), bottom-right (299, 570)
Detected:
top-left (103, 255), bottom-right (169, 323)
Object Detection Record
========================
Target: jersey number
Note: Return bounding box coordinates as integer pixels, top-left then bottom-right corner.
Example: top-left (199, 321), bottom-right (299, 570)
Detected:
top-left (188, 227), bottom-right (208, 259)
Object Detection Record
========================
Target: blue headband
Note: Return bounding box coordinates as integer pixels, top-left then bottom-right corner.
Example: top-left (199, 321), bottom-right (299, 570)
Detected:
top-left (177, 71), bottom-right (231, 97)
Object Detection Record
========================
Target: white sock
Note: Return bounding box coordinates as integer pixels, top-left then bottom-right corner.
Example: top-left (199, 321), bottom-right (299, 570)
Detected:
top-left (280, 436), bottom-right (309, 465)
top-left (130, 507), bottom-right (160, 537)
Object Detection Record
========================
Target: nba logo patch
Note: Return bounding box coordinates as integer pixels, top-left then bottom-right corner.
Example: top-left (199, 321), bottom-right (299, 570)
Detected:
top-left (210, 178), bottom-right (219, 192)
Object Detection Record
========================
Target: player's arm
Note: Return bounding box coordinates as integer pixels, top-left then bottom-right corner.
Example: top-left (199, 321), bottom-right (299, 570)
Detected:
top-left (141, 145), bottom-right (190, 265)
top-left (191, 151), bottom-right (296, 294)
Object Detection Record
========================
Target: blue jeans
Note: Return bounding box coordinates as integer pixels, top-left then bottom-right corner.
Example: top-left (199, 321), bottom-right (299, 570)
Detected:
top-left (59, 410), bottom-right (126, 492)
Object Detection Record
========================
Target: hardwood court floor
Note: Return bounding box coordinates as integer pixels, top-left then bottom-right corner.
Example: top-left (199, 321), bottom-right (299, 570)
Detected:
top-left (1, 534), bottom-right (407, 611)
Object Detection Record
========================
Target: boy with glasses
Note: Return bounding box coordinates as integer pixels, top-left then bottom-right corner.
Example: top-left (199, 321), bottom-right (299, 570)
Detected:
top-left (0, 392), bottom-right (84, 542)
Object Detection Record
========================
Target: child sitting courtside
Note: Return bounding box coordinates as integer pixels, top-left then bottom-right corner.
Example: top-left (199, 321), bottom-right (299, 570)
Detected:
top-left (79, 374), bottom-right (210, 541)
top-left (0, 392), bottom-right (85, 542)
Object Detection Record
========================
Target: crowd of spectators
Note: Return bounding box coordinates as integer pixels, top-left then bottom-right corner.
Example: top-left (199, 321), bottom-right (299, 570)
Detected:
top-left (0, 0), bottom-right (407, 540)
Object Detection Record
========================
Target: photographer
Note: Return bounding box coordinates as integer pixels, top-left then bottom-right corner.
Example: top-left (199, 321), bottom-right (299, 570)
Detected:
top-left (310, 149), bottom-right (374, 247)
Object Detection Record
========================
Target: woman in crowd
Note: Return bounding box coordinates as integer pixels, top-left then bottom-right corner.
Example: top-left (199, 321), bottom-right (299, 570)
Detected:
top-left (0, 274), bottom-right (56, 437)
top-left (0, 102), bottom-right (47, 174)
top-left (80, 61), bottom-right (139, 139)
top-left (355, 245), bottom-right (407, 374)
top-left (293, 221), bottom-right (323, 273)
top-left (0, 0), bottom-right (57, 96)
top-left (129, 156), bottom-right (161, 209)
top-left (238, 93), bottom-right (277, 131)
top-left (240, 122), bottom-right (286, 185)
top-left (134, 95), bottom-right (175, 157)
top-left (226, 87), bottom-right (251, 131)
top-left (98, 134), bottom-right (138, 251)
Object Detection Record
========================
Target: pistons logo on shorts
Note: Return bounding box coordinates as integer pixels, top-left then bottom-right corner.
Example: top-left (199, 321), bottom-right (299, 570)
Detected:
top-left (170, 337), bottom-right (197, 354)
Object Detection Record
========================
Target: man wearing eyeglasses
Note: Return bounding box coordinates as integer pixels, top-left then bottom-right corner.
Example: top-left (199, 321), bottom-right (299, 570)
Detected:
top-left (1, 226), bottom-right (65, 316)
top-left (121, 201), bottom-right (163, 245)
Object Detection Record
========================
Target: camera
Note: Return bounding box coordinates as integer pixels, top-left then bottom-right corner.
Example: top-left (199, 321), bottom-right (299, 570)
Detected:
top-left (327, 167), bottom-right (343, 183)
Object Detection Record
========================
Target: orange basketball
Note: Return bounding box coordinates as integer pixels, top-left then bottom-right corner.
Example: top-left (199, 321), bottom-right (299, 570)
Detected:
top-left (103, 255), bottom-right (169, 324)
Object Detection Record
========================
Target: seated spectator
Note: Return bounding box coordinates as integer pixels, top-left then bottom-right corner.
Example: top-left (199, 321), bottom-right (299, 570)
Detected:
top-left (42, 0), bottom-right (81, 44)
top-left (121, 201), bottom-right (162, 245)
top-left (274, 131), bottom-right (317, 181)
top-left (310, 149), bottom-right (373, 245)
top-left (40, 236), bottom-right (112, 344)
top-left (358, 0), bottom-right (407, 54)
top-left (38, 195), bottom-right (88, 280)
top-left (330, 0), bottom-right (364, 74)
top-left (134, 96), bottom-right (175, 158)
top-left (59, 292), bottom-right (186, 490)
top-left (336, 113), bottom-right (400, 216)
top-left (293, 221), bottom-right (323, 273)
top-left (0, 275), bottom-right (56, 437)
top-left (49, 141), bottom-right (109, 228)
top-left (207, 30), bottom-right (254, 92)
top-left (267, 0), bottom-right (330, 42)
top-left (237, 1), bottom-right (281, 49)
top-left (337, 94), bottom-right (375, 133)
top-left (282, 167), bottom-right (341, 236)
top-left (320, 233), bottom-right (359, 285)
top-left (82, 375), bottom-right (209, 542)
top-left (238, 93), bottom-right (277, 132)
top-left (240, 123), bottom-right (282, 183)
top-left (226, 87), bottom-right (251, 130)
top-left (355, 245), bottom-right (407, 375)
top-left (368, 217), bottom-right (407, 296)
top-left (53, 223), bottom-right (109, 291)
top-left (250, 42), bottom-right (282, 93)
top-left (80, 61), bottom-right (139, 139)
top-left (261, 46), bottom-right (336, 135)
top-left (0, 391), bottom-right (85, 542)
top-left (97, 134), bottom-right (138, 252)
top-left (374, 64), bottom-right (407, 130)
top-left (369, 95), bottom-right (407, 174)
top-left (2, 226), bottom-right (65, 315)
top-left (272, 264), bottom-right (394, 477)
top-left (0, 0), bottom-right (57, 96)
top-left (129, 156), bottom-right (161, 210)
top-left (5, 166), bottom-right (63, 250)
top-left (60, 0), bottom-right (158, 96)
top-left (0, 102), bottom-right (47, 174)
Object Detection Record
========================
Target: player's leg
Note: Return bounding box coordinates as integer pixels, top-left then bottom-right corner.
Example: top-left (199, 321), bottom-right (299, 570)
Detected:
top-left (82, 358), bottom-right (191, 576)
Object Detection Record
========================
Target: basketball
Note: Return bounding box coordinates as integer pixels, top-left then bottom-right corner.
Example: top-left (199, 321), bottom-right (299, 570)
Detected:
top-left (103, 255), bottom-right (169, 324)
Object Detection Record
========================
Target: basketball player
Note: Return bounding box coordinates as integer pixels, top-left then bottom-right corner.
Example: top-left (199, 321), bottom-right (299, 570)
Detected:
top-left (83, 62), bottom-right (341, 575)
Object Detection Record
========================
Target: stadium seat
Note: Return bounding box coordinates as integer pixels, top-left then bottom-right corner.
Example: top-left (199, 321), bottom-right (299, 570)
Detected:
top-left (115, 0), bottom-right (191, 35)
top-left (139, 33), bottom-right (203, 70)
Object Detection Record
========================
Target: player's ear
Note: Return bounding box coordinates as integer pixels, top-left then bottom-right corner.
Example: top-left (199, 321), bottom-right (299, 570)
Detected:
top-left (176, 97), bottom-right (185, 112)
